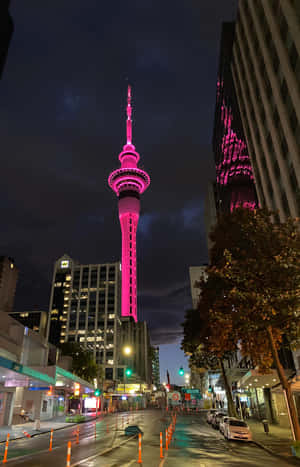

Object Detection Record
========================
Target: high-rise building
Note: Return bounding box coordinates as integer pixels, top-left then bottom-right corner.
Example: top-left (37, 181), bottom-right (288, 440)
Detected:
top-left (189, 266), bottom-right (207, 309)
top-left (151, 346), bottom-right (160, 387)
top-left (108, 86), bottom-right (150, 322)
top-left (0, 1), bottom-right (13, 79)
top-left (118, 318), bottom-right (152, 387)
top-left (231, 1), bottom-right (300, 220)
top-left (9, 310), bottom-right (48, 338)
top-left (0, 256), bottom-right (18, 314)
top-left (213, 22), bottom-right (258, 214)
top-left (47, 255), bottom-right (121, 380)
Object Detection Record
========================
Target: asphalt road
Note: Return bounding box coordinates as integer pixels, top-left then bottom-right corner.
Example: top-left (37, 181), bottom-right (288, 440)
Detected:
top-left (1, 409), bottom-right (295, 466)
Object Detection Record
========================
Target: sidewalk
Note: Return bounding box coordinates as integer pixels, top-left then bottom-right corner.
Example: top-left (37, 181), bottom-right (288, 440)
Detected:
top-left (0, 414), bottom-right (98, 442)
top-left (248, 420), bottom-right (300, 463)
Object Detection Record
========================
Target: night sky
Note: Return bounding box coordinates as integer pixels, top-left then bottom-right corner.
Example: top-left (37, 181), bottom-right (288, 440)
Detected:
top-left (1, 0), bottom-right (237, 385)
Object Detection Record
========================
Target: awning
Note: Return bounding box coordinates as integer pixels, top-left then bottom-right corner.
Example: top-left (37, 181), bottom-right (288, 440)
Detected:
top-left (238, 369), bottom-right (279, 390)
top-left (55, 366), bottom-right (94, 392)
top-left (0, 356), bottom-right (55, 388)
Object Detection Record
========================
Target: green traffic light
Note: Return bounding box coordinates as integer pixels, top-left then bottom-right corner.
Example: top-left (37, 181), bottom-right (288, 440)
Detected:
top-left (125, 368), bottom-right (132, 377)
top-left (178, 367), bottom-right (184, 376)
top-left (94, 389), bottom-right (101, 397)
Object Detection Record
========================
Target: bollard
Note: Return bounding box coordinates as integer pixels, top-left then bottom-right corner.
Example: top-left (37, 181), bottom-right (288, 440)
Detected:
top-left (49, 429), bottom-right (54, 451)
top-left (160, 432), bottom-right (164, 458)
top-left (76, 426), bottom-right (79, 444)
top-left (165, 428), bottom-right (168, 450)
top-left (3, 433), bottom-right (10, 464)
top-left (66, 441), bottom-right (71, 467)
top-left (23, 430), bottom-right (31, 438)
top-left (94, 422), bottom-right (97, 439)
top-left (106, 421), bottom-right (109, 433)
top-left (138, 433), bottom-right (142, 464)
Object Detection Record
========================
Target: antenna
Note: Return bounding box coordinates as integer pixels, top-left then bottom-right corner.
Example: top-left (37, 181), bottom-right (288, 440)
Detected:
top-left (126, 85), bottom-right (132, 144)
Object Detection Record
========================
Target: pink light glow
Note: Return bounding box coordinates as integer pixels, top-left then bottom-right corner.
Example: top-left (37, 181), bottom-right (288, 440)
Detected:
top-left (108, 86), bottom-right (150, 322)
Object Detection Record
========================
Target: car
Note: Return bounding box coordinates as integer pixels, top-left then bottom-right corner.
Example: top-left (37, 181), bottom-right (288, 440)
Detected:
top-left (212, 412), bottom-right (227, 429)
top-left (206, 409), bottom-right (218, 424)
top-left (219, 416), bottom-right (231, 434)
top-left (224, 419), bottom-right (252, 441)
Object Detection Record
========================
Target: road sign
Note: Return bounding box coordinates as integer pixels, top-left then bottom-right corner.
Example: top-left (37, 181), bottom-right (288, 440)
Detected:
top-left (185, 393), bottom-right (191, 401)
top-left (172, 392), bottom-right (180, 401)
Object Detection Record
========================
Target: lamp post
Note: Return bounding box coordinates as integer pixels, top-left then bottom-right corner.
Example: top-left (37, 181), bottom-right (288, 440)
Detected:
top-left (122, 346), bottom-right (133, 393)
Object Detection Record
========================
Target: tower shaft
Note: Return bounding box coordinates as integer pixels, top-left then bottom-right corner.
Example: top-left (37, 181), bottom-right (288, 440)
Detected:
top-left (119, 197), bottom-right (139, 321)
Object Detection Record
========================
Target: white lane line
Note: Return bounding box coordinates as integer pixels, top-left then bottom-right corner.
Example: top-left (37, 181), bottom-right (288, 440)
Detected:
top-left (122, 461), bottom-right (135, 467)
top-left (70, 434), bottom-right (137, 467)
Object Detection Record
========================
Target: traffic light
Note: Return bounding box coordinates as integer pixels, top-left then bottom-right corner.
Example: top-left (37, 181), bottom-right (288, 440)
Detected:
top-left (125, 367), bottom-right (132, 377)
top-left (178, 367), bottom-right (184, 376)
top-left (94, 389), bottom-right (101, 397)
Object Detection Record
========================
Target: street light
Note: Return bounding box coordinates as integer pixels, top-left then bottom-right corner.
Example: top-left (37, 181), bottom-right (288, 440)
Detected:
top-left (123, 345), bottom-right (133, 356)
top-left (122, 346), bottom-right (133, 393)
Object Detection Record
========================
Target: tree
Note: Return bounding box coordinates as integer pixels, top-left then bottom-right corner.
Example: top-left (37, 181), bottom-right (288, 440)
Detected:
top-left (208, 208), bottom-right (300, 438)
top-left (60, 342), bottom-right (98, 383)
top-left (181, 306), bottom-right (238, 417)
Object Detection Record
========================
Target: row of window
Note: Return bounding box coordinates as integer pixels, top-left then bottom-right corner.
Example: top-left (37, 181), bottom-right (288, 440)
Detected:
top-left (235, 14), bottom-right (299, 217)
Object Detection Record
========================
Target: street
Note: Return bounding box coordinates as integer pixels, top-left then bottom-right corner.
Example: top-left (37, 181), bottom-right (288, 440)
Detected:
top-left (1, 410), bottom-right (295, 466)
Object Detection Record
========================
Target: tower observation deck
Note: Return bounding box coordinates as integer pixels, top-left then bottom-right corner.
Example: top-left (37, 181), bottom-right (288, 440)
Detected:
top-left (108, 86), bottom-right (150, 322)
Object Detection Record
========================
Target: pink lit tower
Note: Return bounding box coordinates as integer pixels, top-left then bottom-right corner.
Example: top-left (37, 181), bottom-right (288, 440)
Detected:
top-left (108, 86), bottom-right (150, 322)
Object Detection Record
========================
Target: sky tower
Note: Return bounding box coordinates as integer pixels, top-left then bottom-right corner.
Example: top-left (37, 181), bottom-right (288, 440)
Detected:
top-left (108, 86), bottom-right (150, 322)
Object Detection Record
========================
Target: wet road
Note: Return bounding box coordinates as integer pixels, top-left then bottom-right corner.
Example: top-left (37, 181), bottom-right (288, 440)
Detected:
top-left (2, 410), bottom-right (295, 466)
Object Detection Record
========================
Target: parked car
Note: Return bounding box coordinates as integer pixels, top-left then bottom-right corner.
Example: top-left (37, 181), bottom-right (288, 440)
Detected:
top-left (224, 419), bottom-right (252, 441)
top-left (219, 416), bottom-right (231, 434)
top-left (212, 412), bottom-right (227, 429)
top-left (206, 409), bottom-right (218, 424)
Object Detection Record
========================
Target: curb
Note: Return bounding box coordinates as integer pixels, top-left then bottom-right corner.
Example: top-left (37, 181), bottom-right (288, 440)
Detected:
top-left (253, 440), bottom-right (300, 465)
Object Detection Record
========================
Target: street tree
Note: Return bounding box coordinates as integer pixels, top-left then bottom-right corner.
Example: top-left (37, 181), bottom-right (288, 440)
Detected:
top-left (208, 208), bottom-right (300, 438)
top-left (60, 342), bottom-right (98, 383)
top-left (181, 305), bottom-right (238, 417)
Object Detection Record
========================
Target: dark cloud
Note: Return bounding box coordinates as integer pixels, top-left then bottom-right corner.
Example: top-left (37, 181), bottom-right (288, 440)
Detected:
top-left (1, 0), bottom-right (237, 344)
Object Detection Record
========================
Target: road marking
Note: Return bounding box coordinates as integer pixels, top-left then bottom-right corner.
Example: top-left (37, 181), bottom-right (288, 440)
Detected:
top-left (122, 461), bottom-right (135, 467)
top-left (70, 434), bottom-right (137, 467)
top-left (159, 450), bottom-right (168, 467)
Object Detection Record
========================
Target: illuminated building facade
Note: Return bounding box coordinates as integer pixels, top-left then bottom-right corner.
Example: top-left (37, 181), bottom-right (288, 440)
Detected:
top-left (108, 86), bottom-right (150, 322)
top-left (47, 255), bottom-right (122, 380)
top-left (213, 22), bottom-right (258, 214)
top-left (232, 1), bottom-right (300, 220)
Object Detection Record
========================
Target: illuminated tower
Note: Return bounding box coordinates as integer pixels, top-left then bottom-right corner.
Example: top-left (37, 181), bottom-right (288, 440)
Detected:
top-left (108, 86), bottom-right (150, 322)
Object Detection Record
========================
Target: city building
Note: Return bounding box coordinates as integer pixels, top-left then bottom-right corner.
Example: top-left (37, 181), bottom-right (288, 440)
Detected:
top-left (151, 346), bottom-right (160, 388)
top-left (213, 22), bottom-right (258, 214)
top-left (118, 318), bottom-right (152, 390)
top-left (204, 182), bottom-right (217, 255)
top-left (0, 311), bottom-right (93, 427)
top-left (0, 1), bottom-right (13, 79)
top-left (47, 255), bottom-right (122, 381)
top-left (0, 256), bottom-right (18, 314)
top-left (9, 310), bottom-right (48, 338)
top-left (189, 265), bottom-right (207, 309)
top-left (231, 1), bottom-right (300, 220)
top-left (108, 86), bottom-right (150, 322)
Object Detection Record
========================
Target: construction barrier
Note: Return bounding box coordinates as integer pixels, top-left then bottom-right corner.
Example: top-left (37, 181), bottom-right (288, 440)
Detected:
top-left (3, 433), bottom-right (10, 464)
top-left (165, 428), bottom-right (168, 450)
top-left (76, 426), bottom-right (79, 444)
top-left (66, 441), bottom-right (71, 467)
top-left (49, 429), bottom-right (53, 451)
top-left (160, 432), bottom-right (164, 459)
top-left (138, 433), bottom-right (142, 464)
